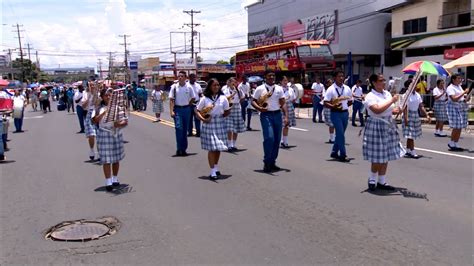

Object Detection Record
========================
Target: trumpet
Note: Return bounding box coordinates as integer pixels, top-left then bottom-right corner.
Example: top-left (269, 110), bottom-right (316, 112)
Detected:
top-left (199, 104), bottom-right (214, 119)
top-left (257, 90), bottom-right (273, 108)
top-left (330, 95), bottom-right (352, 110)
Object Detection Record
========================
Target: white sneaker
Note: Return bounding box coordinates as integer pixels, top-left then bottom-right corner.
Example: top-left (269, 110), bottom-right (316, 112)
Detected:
top-left (438, 131), bottom-right (447, 137)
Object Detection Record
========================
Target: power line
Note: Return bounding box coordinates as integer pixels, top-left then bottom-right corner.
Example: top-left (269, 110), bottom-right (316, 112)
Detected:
top-left (183, 9), bottom-right (201, 59)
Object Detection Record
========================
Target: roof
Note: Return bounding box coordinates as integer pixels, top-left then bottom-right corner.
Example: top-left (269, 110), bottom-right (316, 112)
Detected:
top-left (236, 40), bottom-right (330, 54)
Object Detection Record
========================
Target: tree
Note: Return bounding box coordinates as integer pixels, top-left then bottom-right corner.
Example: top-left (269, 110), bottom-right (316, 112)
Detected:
top-left (229, 55), bottom-right (236, 65)
top-left (216, 60), bottom-right (229, 65)
top-left (11, 58), bottom-right (39, 82)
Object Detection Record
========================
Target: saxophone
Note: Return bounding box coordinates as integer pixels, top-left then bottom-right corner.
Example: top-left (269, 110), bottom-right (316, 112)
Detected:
top-left (227, 88), bottom-right (238, 108)
top-left (257, 90), bottom-right (273, 108)
top-left (200, 104), bottom-right (214, 119)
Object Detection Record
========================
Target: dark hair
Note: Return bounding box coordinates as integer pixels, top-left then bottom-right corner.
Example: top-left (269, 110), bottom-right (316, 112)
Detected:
top-left (281, 76), bottom-right (289, 82)
top-left (436, 79), bottom-right (444, 86)
top-left (178, 70), bottom-right (186, 76)
top-left (356, 79), bottom-right (362, 84)
top-left (450, 73), bottom-right (461, 83)
top-left (333, 70), bottom-right (344, 78)
top-left (189, 73), bottom-right (196, 78)
top-left (264, 70), bottom-right (275, 77)
top-left (78, 85), bottom-right (84, 90)
top-left (203, 78), bottom-right (222, 98)
top-left (368, 74), bottom-right (380, 89)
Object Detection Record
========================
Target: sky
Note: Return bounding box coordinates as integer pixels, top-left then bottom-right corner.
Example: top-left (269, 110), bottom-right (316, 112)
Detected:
top-left (0, 0), bottom-right (248, 69)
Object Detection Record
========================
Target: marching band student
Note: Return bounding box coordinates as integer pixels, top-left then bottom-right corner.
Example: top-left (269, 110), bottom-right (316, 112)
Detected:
top-left (363, 74), bottom-right (402, 191)
top-left (323, 71), bottom-right (353, 162)
top-left (311, 77), bottom-right (324, 123)
top-left (92, 88), bottom-right (127, 192)
top-left (280, 76), bottom-right (296, 148)
top-left (222, 77), bottom-right (245, 151)
top-left (351, 79), bottom-right (365, 127)
top-left (195, 79), bottom-right (231, 180)
top-left (83, 84), bottom-right (98, 161)
top-left (446, 73), bottom-right (470, 151)
top-left (322, 79), bottom-right (335, 143)
top-left (151, 84), bottom-right (164, 122)
top-left (252, 71), bottom-right (288, 173)
top-left (238, 76), bottom-right (250, 122)
top-left (403, 85), bottom-right (429, 158)
top-left (187, 73), bottom-right (203, 137)
top-left (432, 79), bottom-right (448, 137)
top-left (169, 71), bottom-right (196, 156)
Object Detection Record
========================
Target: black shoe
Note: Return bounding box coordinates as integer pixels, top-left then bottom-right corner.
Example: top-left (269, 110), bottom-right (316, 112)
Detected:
top-left (209, 175), bottom-right (218, 181)
top-left (105, 185), bottom-right (114, 192)
top-left (368, 180), bottom-right (376, 191)
top-left (187, 133), bottom-right (194, 137)
top-left (330, 152), bottom-right (339, 159)
top-left (377, 183), bottom-right (395, 191)
top-left (216, 171), bottom-right (221, 176)
top-left (270, 164), bottom-right (281, 171)
top-left (263, 164), bottom-right (272, 173)
top-left (112, 182), bottom-right (120, 187)
top-left (175, 150), bottom-right (182, 156)
top-left (246, 127), bottom-right (252, 131)
top-left (318, 120), bottom-right (324, 123)
top-left (360, 124), bottom-right (365, 127)
top-left (78, 130), bottom-right (85, 134)
top-left (195, 133), bottom-right (200, 137)
top-left (0, 155), bottom-right (5, 161)
top-left (328, 140), bottom-right (334, 144)
top-left (89, 156), bottom-right (95, 161)
top-left (338, 156), bottom-right (351, 163)
top-left (280, 143), bottom-right (289, 149)
top-left (181, 151), bottom-right (188, 156)
top-left (352, 123), bottom-right (357, 127)
top-left (312, 120), bottom-right (317, 123)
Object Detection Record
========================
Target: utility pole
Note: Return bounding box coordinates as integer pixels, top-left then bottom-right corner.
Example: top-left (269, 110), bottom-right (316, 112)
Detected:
top-left (97, 59), bottom-right (103, 80)
top-left (35, 50), bottom-right (40, 71)
top-left (13, 24), bottom-right (25, 81)
top-left (26, 43), bottom-right (32, 61)
top-left (119, 34), bottom-right (130, 83)
top-left (183, 9), bottom-right (200, 59)
top-left (107, 51), bottom-right (115, 80)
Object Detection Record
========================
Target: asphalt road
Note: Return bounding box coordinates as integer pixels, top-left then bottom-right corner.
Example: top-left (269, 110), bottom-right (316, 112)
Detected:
top-left (1, 102), bottom-right (472, 265)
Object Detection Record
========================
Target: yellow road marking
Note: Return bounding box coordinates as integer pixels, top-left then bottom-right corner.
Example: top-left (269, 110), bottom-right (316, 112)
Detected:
top-left (130, 111), bottom-right (197, 134)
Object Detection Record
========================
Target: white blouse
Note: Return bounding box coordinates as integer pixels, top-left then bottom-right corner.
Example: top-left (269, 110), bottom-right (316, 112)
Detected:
top-left (446, 84), bottom-right (465, 102)
top-left (364, 90), bottom-right (393, 118)
top-left (196, 94), bottom-right (230, 117)
top-left (432, 86), bottom-right (447, 101)
top-left (406, 92), bottom-right (422, 112)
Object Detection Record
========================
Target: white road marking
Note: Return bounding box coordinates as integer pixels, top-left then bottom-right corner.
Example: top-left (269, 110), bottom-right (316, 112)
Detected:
top-left (290, 127), bottom-right (309, 132)
top-left (416, 147), bottom-right (473, 160)
top-left (24, 116), bottom-right (44, 119)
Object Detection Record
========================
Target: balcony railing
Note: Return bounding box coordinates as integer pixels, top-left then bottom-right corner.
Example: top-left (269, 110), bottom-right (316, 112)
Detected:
top-left (438, 10), bottom-right (473, 29)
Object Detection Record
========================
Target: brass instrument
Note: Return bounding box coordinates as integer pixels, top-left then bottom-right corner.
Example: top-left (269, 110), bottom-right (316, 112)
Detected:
top-left (199, 104), bottom-right (214, 119)
top-left (330, 95), bottom-right (352, 111)
top-left (103, 88), bottom-right (128, 134)
top-left (160, 91), bottom-right (168, 102)
top-left (257, 90), bottom-right (273, 108)
top-left (227, 88), bottom-right (238, 108)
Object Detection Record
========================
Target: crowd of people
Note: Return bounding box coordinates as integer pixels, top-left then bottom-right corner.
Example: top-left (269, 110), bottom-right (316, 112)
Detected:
top-left (0, 71), bottom-right (471, 193)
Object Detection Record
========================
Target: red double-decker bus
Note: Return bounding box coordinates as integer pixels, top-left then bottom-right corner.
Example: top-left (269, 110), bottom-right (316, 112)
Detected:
top-left (235, 40), bottom-right (335, 105)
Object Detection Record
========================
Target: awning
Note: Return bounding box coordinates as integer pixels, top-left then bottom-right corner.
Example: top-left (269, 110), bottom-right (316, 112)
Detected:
top-left (391, 27), bottom-right (474, 50)
top-left (443, 52), bottom-right (474, 70)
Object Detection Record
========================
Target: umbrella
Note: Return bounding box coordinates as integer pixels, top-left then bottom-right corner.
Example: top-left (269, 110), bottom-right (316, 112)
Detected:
top-left (443, 52), bottom-right (474, 70)
top-left (248, 76), bottom-right (263, 83)
top-left (402, 61), bottom-right (450, 76)
top-left (0, 79), bottom-right (9, 87)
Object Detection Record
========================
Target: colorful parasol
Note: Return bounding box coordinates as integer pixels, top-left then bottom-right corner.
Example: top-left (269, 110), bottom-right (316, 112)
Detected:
top-left (402, 61), bottom-right (450, 76)
top-left (0, 79), bottom-right (9, 87)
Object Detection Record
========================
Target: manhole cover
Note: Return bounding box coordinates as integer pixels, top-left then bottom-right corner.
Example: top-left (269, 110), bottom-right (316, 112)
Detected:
top-left (45, 216), bottom-right (120, 242)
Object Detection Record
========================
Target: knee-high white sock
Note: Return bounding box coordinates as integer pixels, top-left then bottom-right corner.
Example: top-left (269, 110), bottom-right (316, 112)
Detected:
top-left (214, 164), bottom-right (219, 172)
top-left (282, 136), bottom-right (288, 144)
top-left (378, 175), bottom-right (386, 184)
top-left (106, 178), bottom-right (112, 186)
top-left (369, 171), bottom-right (377, 182)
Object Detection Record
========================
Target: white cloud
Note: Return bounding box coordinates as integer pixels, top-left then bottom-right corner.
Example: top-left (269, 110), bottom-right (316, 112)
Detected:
top-left (2, 0), bottom-right (248, 69)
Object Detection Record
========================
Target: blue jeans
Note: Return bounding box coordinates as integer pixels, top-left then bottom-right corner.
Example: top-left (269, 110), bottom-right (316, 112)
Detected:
top-left (0, 121), bottom-right (4, 156)
top-left (188, 106), bottom-right (201, 135)
top-left (352, 101), bottom-right (364, 125)
top-left (312, 95), bottom-right (323, 122)
top-left (330, 111), bottom-right (349, 157)
top-left (174, 106), bottom-right (191, 152)
top-left (241, 100), bottom-right (249, 121)
top-left (14, 117), bottom-right (23, 132)
top-left (260, 110), bottom-right (282, 165)
top-left (76, 105), bottom-right (85, 132)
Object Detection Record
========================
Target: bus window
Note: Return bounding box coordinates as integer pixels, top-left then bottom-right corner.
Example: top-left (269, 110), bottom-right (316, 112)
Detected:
top-left (280, 48), bottom-right (294, 58)
top-left (264, 51), bottom-right (277, 60)
top-left (297, 45), bottom-right (333, 59)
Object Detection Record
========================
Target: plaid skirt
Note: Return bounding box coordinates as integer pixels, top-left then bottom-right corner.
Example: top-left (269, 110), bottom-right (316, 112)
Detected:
top-left (152, 99), bottom-right (164, 113)
top-left (323, 107), bottom-right (333, 127)
top-left (85, 110), bottom-right (96, 137)
top-left (226, 104), bottom-right (245, 133)
top-left (403, 110), bottom-right (422, 139)
top-left (447, 101), bottom-right (468, 129)
top-left (433, 101), bottom-right (448, 122)
top-left (201, 115), bottom-right (228, 151)
top-left (284, 101), bottom-right (296, 127)
top-left (363, 117), bottom-right (401, 163)
top-left (96, 128), bottom-right (125, 164)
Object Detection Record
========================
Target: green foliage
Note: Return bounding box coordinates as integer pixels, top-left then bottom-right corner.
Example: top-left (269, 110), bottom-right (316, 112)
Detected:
top-left (216, 60), bottom-right (229, 65)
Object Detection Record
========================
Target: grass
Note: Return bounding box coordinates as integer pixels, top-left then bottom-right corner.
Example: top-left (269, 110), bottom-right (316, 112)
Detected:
top-left (469, 110), bottom-right (474, 120)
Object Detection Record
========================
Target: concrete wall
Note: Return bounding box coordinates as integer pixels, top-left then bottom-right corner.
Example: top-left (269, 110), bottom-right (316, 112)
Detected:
top-left (247, 0), bottom-right (407, 55)
top-left (391, 0), bottom-right (443, 37)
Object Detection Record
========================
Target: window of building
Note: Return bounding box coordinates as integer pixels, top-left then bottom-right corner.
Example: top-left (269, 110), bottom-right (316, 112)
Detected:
top-left (403, 17), bottom-right (427, 34)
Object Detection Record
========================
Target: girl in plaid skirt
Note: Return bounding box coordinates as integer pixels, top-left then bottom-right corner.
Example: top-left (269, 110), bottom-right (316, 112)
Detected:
top-left (196, 79), bottom-right (231, 180)
top-left (92, 88), bottom-right (128, 192)
top-left (363, 74), bottom-right (402, 191)
top-left (323, 79), bottom-right (336, 143)
top-left (402, 89), bottom-right (429, 159)
top-left (223, 77), bottom-right (245, 151)
top-left (151, 85), bottom-right (164, 122)
top-left (432, 79), bottom-right (448, 137)
top-left (280, 76), bottom-right (296, 148)
top-left (83, 85), bottom-right (98, 161)
top-left (446, 74), bottom-right (471, 151)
